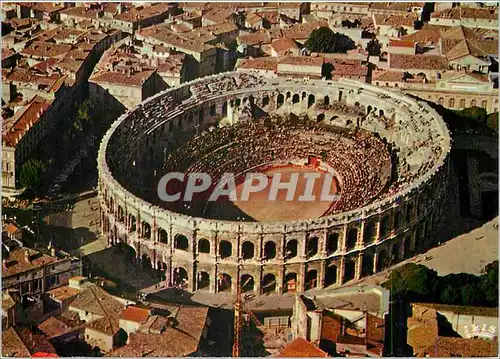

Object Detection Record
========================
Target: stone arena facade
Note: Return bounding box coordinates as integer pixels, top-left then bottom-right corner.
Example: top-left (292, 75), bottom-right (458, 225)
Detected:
top-left (97, 71), bottom-right (452, 295)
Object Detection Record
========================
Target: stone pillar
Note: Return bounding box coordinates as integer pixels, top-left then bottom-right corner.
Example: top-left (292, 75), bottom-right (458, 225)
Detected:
top-left (188, 263), bottom-right (195, 292)
top-left (210, 266), bottom-right (217, 293)
top-left (277, 266), bottom-right (285, 294)
top-left (375, 218), bottom-right (382, 242)
top-left (355, 253), bottom-right (363, 280)
top-left (317, 262), bottom-right (326, 289)
top-left (357, 221), bottom-right (365, 248)
top-left (337, 257), bottom-right (345, 285)
top-left (319, 233), bottom-right (327, 257)
top-left (255, 269), bottom-right (262, 295)
top-left (297, 264), bottom-right (307, 292)
top-left (340, 225), bottom-right (348, 253)
top-left (373, 251), bottom-right (379, 273)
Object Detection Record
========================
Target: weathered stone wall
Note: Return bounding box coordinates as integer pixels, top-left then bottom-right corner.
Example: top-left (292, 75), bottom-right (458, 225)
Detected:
top-left (97, 71), bottom-right (452, 295)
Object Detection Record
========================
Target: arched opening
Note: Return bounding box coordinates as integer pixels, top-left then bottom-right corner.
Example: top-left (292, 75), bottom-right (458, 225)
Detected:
top-left (324, 95), bottom-right (330, 106)
top-left (219, 240), bottom-right (232, 259)
top-left (438, 97), bottom-right (444, 106)
top-left (157, 261), bottom-right (167, 280)
top-left (379, 109), bottom-right (384, 117)
top-left (327, 233), bottom-right (339, 254)
top-left (262, 273), bottom-right (276, 294)
top-left (344, 258), bottom-right (356, 282)
top-left (198, 109), bottom-right (204, 124)
top-left (317, 113), bottom-right (325, 122)
top-left (235, 98), bottom-right (241, 107)
top-left (142, 222), bottom-right (151, 239)
top-left (361, 252), bottom-right (374, 277)
top-left (404, 236), bottom-right (413, 258)
top-left (286, 91), bottom-right (291, 99)
top-left (324, 265), bottom-right (337, 287)
top-left (471, 99), bottom-right (476, 107)
top-left (174, 234), bottom-right (189, 250)
top-left (173, 267), bottom-right (188, 288)
top-left (460, 98), bottom-right (466, 108)
top-left (198, 238), bottom-right (210, 253)
top-left (217, 273), bottom-right (232, 292)
top-left (141, 253), bottom-right (152, 270)
top-left (306, 236), bottom-right (318, 258)
top-left (406, 204), bottom-right (413, 223)
top-left (367, 105), bottom-right (372, 114)
top-left (197, 271), bottom-right (210, 290)
top-left (292, 93), bottom-right (300, 104)
top-left (264, 241), bottom-right (276, 259)
top-left (241, 274), bottom-right (255, 293)
top-left (354, 101), bottom-right (360, 107)
top-left (377, 249), bottom-right (389, 272)
top-left (448, 98), bottom-right (455, 108)
top-left (380, 217), bottom-right (388, 237)
top-left (241, 241), bottom-right (255, 260)
top-left (481, 100), bottom-right (487, 109)
top-left (277, 93), bottom-right (284, 108)
top-left (158, 228), bottom-right (168, 244)
top-left (117, 206), bottom-right (124, 222)
top-left (222, 101), bottom-right (228, 116)
top-left (308, 94), bottom-right (315, 108)
top-left (285, 240), bottom-right (298, 259)
top-left (283, 273), bottom-right (297, 293)
top-left (363, 222), bottom-right (376, 244)
top-left (262, 95), bottom-right (269, 107)
top-left (391, 243), bottom-right (400, 263)
top-left (346, 228), bottom-right (358, 250)
top-left (305, 270), bottom-right (318, 290)
top-left (301, 91), bottom-right (307, 100)
top-left (210, 104), bottom-right (216, 116)
top-left (394, 211), bottom-right (403, 229)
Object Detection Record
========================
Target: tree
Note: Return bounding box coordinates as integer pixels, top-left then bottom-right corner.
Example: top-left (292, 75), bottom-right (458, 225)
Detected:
top-left (366, 39), bottom-right (381, 56)
top-left (19, 159), bottom-right (46, 191)
top-left (76, 99), bottom-right (92, 131)
top-left (305, 27), bottom-right (355, 54)
top-left (383, 263), bottom-right (439, 301)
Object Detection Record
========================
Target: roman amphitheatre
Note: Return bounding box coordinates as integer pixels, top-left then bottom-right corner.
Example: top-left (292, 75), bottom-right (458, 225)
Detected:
top-left (98, 70), bottom-right (451, 295)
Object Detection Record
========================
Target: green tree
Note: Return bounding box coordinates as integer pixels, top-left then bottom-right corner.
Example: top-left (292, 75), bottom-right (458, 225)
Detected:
top-left (486, 112), bottom-right (498, 133)
top-left (19, 159), bottom-right (46, 191)
top-left (76, 99), bottom-right (92, 130)
top-left (305, 27), bottom-right (355, 53)
top-left (383, 263), bottom-right (439, 301)
top-left (366, 39), bottom-right (381, 56)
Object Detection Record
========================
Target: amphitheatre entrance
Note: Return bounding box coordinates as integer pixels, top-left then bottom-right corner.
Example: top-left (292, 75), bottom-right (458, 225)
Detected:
top-left (206, 165), bottom-right (340, 222)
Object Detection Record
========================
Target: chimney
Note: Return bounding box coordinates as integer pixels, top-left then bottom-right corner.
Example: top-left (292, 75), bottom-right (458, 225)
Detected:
top-left (24, 250), bottom-right (31, 263)
top-left (50, 247), bottom-right (57, 257)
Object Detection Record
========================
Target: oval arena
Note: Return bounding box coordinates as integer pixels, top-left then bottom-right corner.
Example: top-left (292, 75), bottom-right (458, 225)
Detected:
top-left (98, 71), bottom-right (452, 295)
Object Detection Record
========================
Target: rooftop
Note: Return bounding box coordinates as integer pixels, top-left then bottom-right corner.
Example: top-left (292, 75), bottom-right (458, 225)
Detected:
top-left (389, 53), bottom-right (448, 70)
top-left (70, 284), bottom-right (123, 318)
top-left (374, 13), bottom-right (418, 27)
top-left (119, 305), bottom-right (151, 323)
top-left (89, 68), bottom-right (156, 87)
top-left (270, 37), bottom-right (299, 54)
top-left (2, 247), bottom-right (57, 277)
top-left (279, 56), bottom-right (324, 67)
top-left (278, 337), bottom-right (329, 357)
top-left (1, 327), bottom-right (31, 358)
top-left (109, 306), bottom-right (209, 357)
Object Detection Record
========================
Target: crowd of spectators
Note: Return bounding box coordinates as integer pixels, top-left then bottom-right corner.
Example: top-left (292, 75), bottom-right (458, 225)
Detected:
top-left (161, 116), bottom-right (393, 214)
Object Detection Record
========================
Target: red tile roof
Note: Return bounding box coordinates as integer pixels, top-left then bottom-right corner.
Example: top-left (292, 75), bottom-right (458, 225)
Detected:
top-left (389, 39), bottom-right (415, 47)
top-left (2, 96), bottom-right (53, 148)
top-left (119, 306), bottom-right (151, 323)
top-left (389, 53), bottom-right (448, 70)
top-left (278, 337), bottom-right (329, 357)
